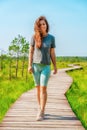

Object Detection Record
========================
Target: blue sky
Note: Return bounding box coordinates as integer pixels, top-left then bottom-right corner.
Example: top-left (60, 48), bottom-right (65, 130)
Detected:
top-left (0, 0), bottom-right (87, 56)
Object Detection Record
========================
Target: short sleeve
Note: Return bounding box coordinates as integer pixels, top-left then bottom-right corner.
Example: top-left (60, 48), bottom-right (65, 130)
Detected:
top-left (51, 36), bottom-right (56, 48)
top-left (30, 36), bottom-right (35, 47)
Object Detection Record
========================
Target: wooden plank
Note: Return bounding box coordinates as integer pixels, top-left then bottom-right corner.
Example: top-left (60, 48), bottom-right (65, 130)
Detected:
top-left (0, 127), bottom-right (85, 130)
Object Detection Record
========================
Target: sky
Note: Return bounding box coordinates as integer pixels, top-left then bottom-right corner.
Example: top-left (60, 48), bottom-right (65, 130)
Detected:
top-left (0, 0), bottom-right (87, 56)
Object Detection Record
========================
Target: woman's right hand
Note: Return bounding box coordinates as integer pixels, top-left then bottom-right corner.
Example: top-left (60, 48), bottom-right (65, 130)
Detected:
top-left (28, 66), bottom-right (33, 74)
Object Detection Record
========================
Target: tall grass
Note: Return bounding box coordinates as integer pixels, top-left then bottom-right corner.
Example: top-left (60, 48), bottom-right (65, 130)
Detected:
top-left (0, 75), bottom-right (34, 122)
top-left (0, 58), bottom-right (35, 122)
top-left (66, 62), bottom-right (87, 129)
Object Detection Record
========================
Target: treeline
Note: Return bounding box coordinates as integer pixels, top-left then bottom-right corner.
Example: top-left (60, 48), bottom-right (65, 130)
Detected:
top-left (56, 56), bottom-right (87, 62)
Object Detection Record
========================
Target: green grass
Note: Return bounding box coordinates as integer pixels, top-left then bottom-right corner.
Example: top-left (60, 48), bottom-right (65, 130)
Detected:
top-left (0, 71), bottom-right (34, 122)
top-left (66, 62), bottom-right (87, 129)
top-left (51, 61), bottom-right (71, 69)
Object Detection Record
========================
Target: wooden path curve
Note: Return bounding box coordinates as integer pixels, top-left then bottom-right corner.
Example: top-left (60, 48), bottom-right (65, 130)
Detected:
top-left (0, 66), bottom-right (85, 130)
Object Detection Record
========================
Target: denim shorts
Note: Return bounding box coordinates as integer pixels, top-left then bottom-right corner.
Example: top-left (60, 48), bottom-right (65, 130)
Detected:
top-left (32, 63), bottom-right (51, 87)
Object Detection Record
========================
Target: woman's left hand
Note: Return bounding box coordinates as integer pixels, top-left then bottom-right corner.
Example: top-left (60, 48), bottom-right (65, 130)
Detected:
top-left (53, 67), bottom-right (57, 74)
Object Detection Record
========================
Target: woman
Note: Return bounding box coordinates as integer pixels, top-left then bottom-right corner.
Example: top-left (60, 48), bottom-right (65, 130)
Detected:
top-left (28, 16), bottom-right (57, 121)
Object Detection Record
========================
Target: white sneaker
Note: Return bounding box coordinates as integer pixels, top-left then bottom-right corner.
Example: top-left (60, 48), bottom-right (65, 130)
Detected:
top-left (36, 111), bottom-right (44, 121)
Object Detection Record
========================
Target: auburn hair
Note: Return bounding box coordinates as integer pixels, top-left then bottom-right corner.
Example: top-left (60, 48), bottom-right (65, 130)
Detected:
top-left (34, 16), bottom-right (49, 48)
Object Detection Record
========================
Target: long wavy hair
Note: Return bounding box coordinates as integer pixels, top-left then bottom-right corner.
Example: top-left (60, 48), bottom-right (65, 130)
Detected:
top-left (34, 16), bottom-right (49, 48)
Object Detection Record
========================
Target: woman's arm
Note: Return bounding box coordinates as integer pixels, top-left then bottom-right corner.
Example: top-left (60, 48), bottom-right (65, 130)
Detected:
top-left (50, 48), bottom-right (57, 74)
top-left (28, 46), bottom-right (34, 73)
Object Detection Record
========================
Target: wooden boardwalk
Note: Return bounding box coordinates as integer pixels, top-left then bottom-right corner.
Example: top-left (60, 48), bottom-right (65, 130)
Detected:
top-left (0, 66), bottom-right (85, 130)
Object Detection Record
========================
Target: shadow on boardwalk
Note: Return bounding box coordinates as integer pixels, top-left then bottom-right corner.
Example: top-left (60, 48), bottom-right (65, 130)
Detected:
top-left (44, 114), bottom-right (78, 120)
top-left (0, 65), bottom-right (85, 130)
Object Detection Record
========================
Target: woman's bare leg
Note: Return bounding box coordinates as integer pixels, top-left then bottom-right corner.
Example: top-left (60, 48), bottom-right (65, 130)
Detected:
top-left (36, 86), bottom-right (40, 107)
top-left (36, 86), bottom-right (47, 121)
top-left (40, 86), bottom-right (47, 113)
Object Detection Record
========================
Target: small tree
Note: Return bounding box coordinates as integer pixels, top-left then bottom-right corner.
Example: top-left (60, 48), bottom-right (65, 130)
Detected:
top-left (21, 39), bottom-right (29, 77)
top-left (9, 35), bottom-right (21, 78)
top-left (0, 50), bottom-right (4, 70)
top-left (8, 34), bottom-right (29, 79)
top-left (8, 49), bottom-right (12, 80)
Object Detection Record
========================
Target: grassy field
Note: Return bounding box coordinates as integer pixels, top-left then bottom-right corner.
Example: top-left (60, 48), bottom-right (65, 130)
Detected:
top-left (66, 62), bottom-right (87, 129)
top-left (0, 58), bottom-right (35, 122)
top-left (0, 75), bottom-right (34, 122)
top-left (0, 57), bottom-right (87, 129)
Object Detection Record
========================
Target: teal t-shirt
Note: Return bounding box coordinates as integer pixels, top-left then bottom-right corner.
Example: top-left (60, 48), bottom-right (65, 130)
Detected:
top-left (30, 34), bottom-right (56, 65)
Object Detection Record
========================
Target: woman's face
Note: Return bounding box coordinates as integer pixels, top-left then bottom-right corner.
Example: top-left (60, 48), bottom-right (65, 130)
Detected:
top-left (39, 20), bottom-right (47, 34)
